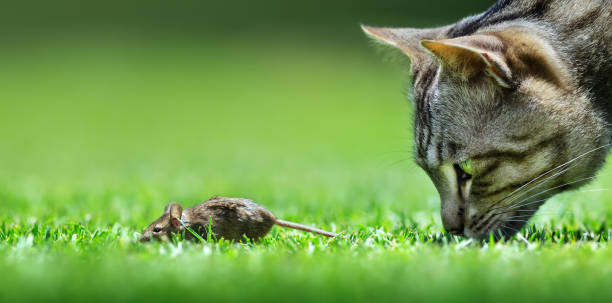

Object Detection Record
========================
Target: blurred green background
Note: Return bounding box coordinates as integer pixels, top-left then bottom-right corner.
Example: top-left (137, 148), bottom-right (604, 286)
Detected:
top-left (2, 1), bottom-right (612, 302)
top-left (2, 0), bottom-right (493, 37)
top-left (0, 0), bottom-right (494, 219)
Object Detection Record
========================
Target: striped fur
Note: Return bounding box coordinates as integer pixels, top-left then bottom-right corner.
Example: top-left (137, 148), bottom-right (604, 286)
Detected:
top-left (363, 0), bottom-right (611, 239)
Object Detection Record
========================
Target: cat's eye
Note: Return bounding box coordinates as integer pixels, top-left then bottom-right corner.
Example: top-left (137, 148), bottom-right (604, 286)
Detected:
top-left (153, 227), bottom-right (162, 233)
top-left (459, 159), bottom-right (472, 175)
top-left (454, 159), bottom-right (472, 182)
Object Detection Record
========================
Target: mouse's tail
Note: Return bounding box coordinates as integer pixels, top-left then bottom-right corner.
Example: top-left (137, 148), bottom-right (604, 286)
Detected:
top-left (275, 219), bottom-right (338, 238)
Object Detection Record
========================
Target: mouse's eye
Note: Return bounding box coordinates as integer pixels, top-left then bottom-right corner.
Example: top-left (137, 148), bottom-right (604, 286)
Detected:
top-left (153, 227), bottom-right (162, 233)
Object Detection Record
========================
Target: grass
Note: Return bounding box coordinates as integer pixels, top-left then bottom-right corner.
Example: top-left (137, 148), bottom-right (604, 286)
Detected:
top-left (1, 35), bottom-right (611, 302)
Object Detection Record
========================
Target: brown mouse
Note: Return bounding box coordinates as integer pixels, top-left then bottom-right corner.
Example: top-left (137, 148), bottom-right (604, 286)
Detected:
top-left (139, 196), bottom-right (337, 242)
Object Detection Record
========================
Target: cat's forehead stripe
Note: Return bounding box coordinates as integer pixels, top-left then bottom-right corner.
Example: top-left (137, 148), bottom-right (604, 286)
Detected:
top-left (414, 64), bottom-right (441, 168)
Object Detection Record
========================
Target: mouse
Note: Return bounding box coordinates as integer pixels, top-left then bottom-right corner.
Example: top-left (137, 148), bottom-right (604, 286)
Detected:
top-left (139, 196), bottom-right (338, 242)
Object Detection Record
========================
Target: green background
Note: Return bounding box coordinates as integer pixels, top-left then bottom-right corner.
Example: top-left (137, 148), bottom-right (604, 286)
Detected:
top-left (1, 0), bottom-right (611, 302)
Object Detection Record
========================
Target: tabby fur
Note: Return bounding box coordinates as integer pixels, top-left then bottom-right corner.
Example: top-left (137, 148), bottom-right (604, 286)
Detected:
top-left (363, 0), bottom-right (611, 239)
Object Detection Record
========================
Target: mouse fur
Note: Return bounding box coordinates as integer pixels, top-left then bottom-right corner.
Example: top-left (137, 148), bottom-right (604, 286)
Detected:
top-left (139, 196), bottom-right (277, 242)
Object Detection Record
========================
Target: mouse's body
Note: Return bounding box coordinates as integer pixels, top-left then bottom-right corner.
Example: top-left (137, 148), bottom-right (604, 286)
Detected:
top-left (139, 196), bottom-right (336, 242)
top-left (184, 196), bottom-right (277, 241)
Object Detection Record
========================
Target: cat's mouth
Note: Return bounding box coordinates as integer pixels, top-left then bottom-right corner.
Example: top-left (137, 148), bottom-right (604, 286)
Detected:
top-left (464, 206), bottom-right (539, 240)
top-left (465, 219), bottom-right (523, 240)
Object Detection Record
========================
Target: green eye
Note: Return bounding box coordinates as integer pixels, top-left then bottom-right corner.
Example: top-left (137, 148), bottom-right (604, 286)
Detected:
top-left (459, 158), bottom-right (472, 175)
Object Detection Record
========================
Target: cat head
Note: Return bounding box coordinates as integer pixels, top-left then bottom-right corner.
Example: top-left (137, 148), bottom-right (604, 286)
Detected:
top-left (363, 25), bottom-right (609, 240)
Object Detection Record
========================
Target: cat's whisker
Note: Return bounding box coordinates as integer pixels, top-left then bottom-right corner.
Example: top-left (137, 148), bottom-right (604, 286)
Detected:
top-left (477, 167), bottom-right (598, 234)
top-left (491, 173), bottom-right (609, 219)
top-left (577, 188), bottom-right (609, 193)
top-left (384, 157), bottom-right (413, 168)
top-left (485, 143), bottom-right (612, 213)
top-left (490, 198), bottom-right (549, 216)
top-left (486, 159), bottom-right (577, 211)
top-left (512, 209), bottom-right (547, 212)
top-left (504, 215), bottom-right (542, 219)
top-left (489, 207), bottom-right (575, 227)
top-left (495, 225), bottom-right (519, 240)
top-left (502, 212), bottom-right (569, 220)
top-left (486, 160), bottom-right (580, 214)
top-left (487, 158), bottom-right (609, 215)
top-left (496, 160), bottom-right (581, 209)
top-left (506, 210), bottom-right (572, 216)
top-left (500, 224), bottom-right (521, 234)
top-left (500, 172), bottom-right (609, 215)
top-left (504, 173), bottom-right (599, 211)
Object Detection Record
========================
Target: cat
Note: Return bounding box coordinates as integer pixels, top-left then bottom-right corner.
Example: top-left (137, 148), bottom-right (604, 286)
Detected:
top-left (362, 0), bottom-right (611, 239)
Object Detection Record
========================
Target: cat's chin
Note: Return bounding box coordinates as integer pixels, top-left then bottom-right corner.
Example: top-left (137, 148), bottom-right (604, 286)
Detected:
top-left (463, 228), bottom-right (485, 240)
top-left (463, 221), bottom-right (498, 240)
top-left (464, 228), bottom-right (502, 241)
top-left (464, 220), bottom-right (527, 241)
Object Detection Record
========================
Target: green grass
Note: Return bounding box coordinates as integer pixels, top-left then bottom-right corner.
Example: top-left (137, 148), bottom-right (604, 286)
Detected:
top-left (1, 36), bottom-right (611, 302)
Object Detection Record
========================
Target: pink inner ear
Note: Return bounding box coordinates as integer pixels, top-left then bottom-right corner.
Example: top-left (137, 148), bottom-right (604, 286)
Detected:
top-left (167, 203), bottom-right (183, 218)
top-left (421, 35), bottom-right (512, 88)
top-left (481, 53), bottom-right (502, 75)
top-left (480, 52), bottom-right (512, 88)
top-left (170, 215), bottom-right (183, 229)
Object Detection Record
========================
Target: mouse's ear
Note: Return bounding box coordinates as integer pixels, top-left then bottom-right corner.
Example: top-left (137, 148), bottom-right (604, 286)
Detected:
top-left (164, 202), bottom-right (179, 213)
top-left (165, 203), bottom-right (184, 229)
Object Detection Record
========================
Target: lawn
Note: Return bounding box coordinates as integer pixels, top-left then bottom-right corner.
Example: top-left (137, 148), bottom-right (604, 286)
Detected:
top-left (1, 35), bottom-right (611, 302)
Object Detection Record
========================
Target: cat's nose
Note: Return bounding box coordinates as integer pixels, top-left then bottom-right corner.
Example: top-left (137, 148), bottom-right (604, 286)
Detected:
top-left (447, 227), bottom-right (464, 236)
top-left (441, 202), bottom-right (465, 236)
top-left (444, 220), bottom-right (465, 236)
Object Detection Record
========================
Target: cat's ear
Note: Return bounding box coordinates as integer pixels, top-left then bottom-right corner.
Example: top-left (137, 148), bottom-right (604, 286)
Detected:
top-left (361, 25), bottom-right (447, 66)
top-left (420, 35), bottom-right (512, 88)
